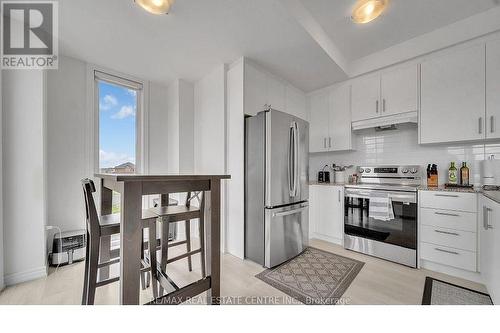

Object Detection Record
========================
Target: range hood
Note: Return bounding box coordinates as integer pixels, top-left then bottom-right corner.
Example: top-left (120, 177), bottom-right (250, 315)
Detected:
top-left (352, 111), bottom-right (418, 131)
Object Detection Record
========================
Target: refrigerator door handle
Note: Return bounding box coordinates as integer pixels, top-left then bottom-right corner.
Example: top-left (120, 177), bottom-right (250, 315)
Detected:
top-left (288, 124), bottom-right (294, 197)
top-left (273, 205), bottom-right (308, 217)
top-left (293, 122), bottom-right (299, 197)
top-left (288, 121), bottom-right (298, 198)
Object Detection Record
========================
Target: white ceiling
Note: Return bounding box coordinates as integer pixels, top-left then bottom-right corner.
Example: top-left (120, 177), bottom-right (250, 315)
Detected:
top-left (58, 0), bottom-right (346, 92)
top-left (58, 0), bottom-right (500, 92)
top-left (300, 0), bottom-right (499, 61)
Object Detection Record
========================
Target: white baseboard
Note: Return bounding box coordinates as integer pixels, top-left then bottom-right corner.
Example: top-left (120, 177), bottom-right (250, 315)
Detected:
top-left (310, 233), bottom-right (343, 246)
top-left (4, 266), bottom-right (48, 286)
top-left (420, 260), bottom-right (483, 284)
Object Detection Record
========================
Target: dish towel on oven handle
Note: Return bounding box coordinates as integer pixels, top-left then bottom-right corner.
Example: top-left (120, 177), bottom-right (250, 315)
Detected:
top-left (368, 192), bottom-right (395, 221)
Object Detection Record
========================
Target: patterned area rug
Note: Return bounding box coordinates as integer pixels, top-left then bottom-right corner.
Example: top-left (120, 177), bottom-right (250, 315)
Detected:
top-left (256, 247), bottom-right (364, 305)
top-left (422, 277), bottom-right (493, 305)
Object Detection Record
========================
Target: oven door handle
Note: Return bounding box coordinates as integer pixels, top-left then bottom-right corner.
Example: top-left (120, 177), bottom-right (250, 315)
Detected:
top-left (345, 191), bottom-right (416, 203)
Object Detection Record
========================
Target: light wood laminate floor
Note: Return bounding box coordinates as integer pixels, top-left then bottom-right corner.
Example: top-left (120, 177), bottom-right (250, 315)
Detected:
top-left (0, 239), bottom-right (487, 305)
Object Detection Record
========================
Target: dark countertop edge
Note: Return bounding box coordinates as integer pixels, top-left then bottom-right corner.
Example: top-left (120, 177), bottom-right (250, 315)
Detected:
top-left (308, 182), bottom-right (500, 202)
top-left (482, 191), bottom-right (500, 204)
top-left (308, 181), bottom-right (348, 186)
top-left (308, 182), bottom-right (479, 193)
top-left (416, 186), bottom-right (480, 194)
top-left (95, 174), bottom-right (231, 181)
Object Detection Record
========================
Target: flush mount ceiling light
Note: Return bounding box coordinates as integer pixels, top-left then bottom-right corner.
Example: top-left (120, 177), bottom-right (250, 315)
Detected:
top-left (135, 0), bottom-right (175, 15)
top-left (351, 0), bottom-right (388, 24)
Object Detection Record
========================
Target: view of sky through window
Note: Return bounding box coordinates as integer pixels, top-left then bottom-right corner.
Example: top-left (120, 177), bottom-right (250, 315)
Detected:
top-left (98, 81), bottom-right (137, 173)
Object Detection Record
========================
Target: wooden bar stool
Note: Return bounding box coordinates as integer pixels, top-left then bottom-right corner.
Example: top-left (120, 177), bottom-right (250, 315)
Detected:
top-left (150, 192), bottom-right (206, 296)
top-left (81, 178), bottom-right (160, 305)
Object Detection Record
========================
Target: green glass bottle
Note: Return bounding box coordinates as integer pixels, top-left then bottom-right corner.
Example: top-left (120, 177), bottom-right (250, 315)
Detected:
top-left (448, 162), bottom-right (458, 185)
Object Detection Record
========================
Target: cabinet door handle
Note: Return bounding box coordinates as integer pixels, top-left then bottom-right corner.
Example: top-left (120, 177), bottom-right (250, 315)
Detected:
top-left (328, 137), bottom-right (332, 148)
top-left (383, 99), bottom-right (386, 112)
top-left (323, 138), bottom-right (327, 148)
top-left (435, 248), bottom-right (459, 255)
top-left (483, 206), bottom-right (494, 230)
top-left (479, 117), bottom-right (483, 134)
top-left (434, 229), bottom-right (460, 236)
top-left (491, 116), bottom-right (495, 133)
top-left (338, 190), bottom-right (341, 203)
top-left (434, 194), bottom-right (459, 198)
top-left (434, 211), bottom-right (459, 217)
top-left (376, 100), bottom-right (379, 113)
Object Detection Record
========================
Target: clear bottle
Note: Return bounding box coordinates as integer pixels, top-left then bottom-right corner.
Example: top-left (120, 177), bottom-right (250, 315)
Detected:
top-left (448, 162), bottom-right (458, 185)
top-left (460, 162), bottom-right (470, 186)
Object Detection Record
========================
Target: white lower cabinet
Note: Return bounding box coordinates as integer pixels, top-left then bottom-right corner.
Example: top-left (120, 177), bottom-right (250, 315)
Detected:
top-left (420, 242), bottom-right (477, 272)
top-left (309, 185), bottom-right (344, 245)
top-left (480, 195), bottom-right (500, 304)
top-left (419, 191), bottom-right (478, 272)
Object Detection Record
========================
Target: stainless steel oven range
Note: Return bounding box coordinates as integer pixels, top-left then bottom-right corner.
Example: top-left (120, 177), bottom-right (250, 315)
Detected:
top-left (344, 165), bottom-right (421, 268)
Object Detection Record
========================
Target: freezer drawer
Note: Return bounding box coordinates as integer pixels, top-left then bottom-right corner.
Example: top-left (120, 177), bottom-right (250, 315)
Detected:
top-left (265, 202), bottom-right (309, 268)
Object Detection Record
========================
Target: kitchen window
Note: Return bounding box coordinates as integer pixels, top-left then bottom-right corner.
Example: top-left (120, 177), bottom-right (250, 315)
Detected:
top-left (94, 70), bottom-right (144, 174)
top-left (94, 70), bottom-right (146, 213)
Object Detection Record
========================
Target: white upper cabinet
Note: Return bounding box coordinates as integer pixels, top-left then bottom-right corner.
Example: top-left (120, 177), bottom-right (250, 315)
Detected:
top-left (309, 91), bottom-right (330, 153)
top-left (286, 85), bottom-right (307, 121)
top-left (309, 84), bottom-right (353, 153)
top-left (420, 44), bottom-right (486, 144)
top-left (352, 64), bottom-right (418, 122)
top-left (244, 63), bottom-right (267, 116)
top-left (329, 84), bottom-right (352, 151)
top-left (380, 65), bottom-right (418, 117)
top-left (487, 39), bottom-right (500, 140)
top-left (243, 62), bottom-right (306, 119)
top-left (351, 74), bottom-right (381, 122)
top-left (266, 75), bottom-right (286, 112)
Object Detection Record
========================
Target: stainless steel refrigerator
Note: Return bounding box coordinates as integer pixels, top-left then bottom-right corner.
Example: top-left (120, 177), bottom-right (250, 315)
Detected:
top-left (245, 109), bottom-right (309, 268)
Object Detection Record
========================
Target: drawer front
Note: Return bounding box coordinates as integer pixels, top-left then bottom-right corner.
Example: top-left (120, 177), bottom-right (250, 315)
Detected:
top-left (420, 225), bottom-right (476, 252)
top-left (420, 208), bottom-right (477, 232)
top-left (420, 242), bottom-right (476, 271)
top-left (420, 191), bottom-right (477, 212)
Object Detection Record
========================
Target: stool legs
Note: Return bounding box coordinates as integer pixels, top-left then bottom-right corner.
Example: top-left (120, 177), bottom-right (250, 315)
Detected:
top-left (198, 213), bottom-right (206, 278)
top-left (148, 220), bottom-right (158, 300)
top-left (81, 232), bottom-right (91, 305)
top-left (158, 218), bottom-right (170, 297)
top-left (185, 220), bottom-right (193, 272)
top-left (86, 234), bottom-right (100, 305)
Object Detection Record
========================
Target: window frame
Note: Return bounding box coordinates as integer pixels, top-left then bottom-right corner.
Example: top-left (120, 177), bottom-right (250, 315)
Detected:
top-left (90, 67), bottom-right (149, 175)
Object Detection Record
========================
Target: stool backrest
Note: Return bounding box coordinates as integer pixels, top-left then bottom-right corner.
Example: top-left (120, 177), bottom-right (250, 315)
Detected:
top-left (81, 178), bottom-right (100, 238)
top-left (185, 191), bottom-right (205, 213)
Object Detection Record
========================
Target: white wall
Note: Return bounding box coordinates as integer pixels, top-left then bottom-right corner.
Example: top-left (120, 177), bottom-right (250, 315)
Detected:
top-left (45, 56), bottom-right (172, 233)
top-left (179, 80), bottom-right (194, 173)
top-left (2, 70), bottom-right (47, 285)
top-left (194, 65), bottom-right (228, 252)
top-left (194, 65), bottom-right (227, 174)
top-left (226, 60), bottom-right (245, 259)
top-left (149, 82), bottom-right (170, 174)
top-left (310, 124), bottom-right (500, 186)
top-left (166, 81), bottom-right (180, 173)
top-left (46, 56), bottom-right (88, 234)
top-left (165, 79), bottom-right (194, 174)
top-left (0, 70), bottom-right (4, 290)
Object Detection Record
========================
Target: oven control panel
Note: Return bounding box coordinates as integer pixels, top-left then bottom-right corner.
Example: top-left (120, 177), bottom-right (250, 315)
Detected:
top-left (358, 165), bottom-right (421, 179)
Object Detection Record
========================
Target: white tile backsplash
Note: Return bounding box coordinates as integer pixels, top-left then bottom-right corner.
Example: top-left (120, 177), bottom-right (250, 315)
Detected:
top-left (310, 124), bottom-right (500, 186)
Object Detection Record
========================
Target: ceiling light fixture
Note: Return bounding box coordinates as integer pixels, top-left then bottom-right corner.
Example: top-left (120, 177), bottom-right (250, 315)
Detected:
top-left (351, 0), bottom-right (388, 24)
top-left (135, 0), bottom-right (175, 15)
